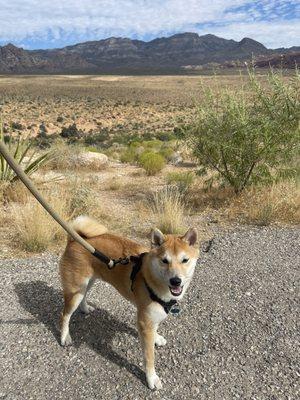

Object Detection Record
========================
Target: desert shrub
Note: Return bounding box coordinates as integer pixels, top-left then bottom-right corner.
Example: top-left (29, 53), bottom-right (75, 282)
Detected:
top-left (60, 123), bottom-right (82, 141)
top-left (120, 147), bottom-right (138, 163)
top-left (47, 142), bottom-right (82, 171)
top-left (84, 130), bottom-right (110, 146)
top-left (112, 133), bottom-right (141, 146)
top-left (149, 186), bottom-right (185, 233)
top-left (107, 177), bottom-right (123, 191)
top-left (69, 185), bottom-right (98, 216)
top-left (156, 131), bottom-right (176, 142)
top-left (11, 121), bottom-right (24, 130)
top-left (138, 151), bottom-right (165, 175)
top-left (159, 146), bottom-right (174, 161)
top-left (35, 132), bottom-right (57, 149)
top-left (142, 140), bottom-right (161, 149)
top-left (166, 172), bottom-right (194, 193)
top-left (181, 69), bottom-right (300, 193)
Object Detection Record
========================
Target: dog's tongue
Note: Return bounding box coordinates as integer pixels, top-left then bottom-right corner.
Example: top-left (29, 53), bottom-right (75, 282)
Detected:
top-left (171, 286), bottom-right (182, 294)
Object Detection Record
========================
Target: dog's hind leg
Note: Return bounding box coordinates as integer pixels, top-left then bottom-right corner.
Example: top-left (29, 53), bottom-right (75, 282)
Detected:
top-left (60, 291), bottom-right (83, 346)
top-left (80, 277), bottom-right (95, 314)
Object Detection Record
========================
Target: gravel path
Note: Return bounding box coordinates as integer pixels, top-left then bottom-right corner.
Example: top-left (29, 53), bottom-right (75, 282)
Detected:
top-left (0, 227), bottom-right (299, 400)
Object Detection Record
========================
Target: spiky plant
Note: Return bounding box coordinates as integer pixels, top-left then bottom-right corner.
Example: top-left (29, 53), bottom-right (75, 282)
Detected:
top-left (0, 118), bottom-right (50, 182)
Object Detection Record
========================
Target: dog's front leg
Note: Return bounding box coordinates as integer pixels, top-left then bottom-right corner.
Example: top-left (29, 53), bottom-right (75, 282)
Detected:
top-left (137, 314), bottom-right (162, 390)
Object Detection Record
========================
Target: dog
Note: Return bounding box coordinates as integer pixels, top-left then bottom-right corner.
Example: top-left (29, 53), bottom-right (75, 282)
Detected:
top-left (59, 215), bottom-right (199, 390)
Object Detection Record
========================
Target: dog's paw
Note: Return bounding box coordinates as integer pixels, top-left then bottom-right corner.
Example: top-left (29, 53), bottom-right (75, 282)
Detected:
top-left (146, 372), bottom-right (162, 390)
top-left (61, 334), bottom-right (72, 347)
top-left (80, 303), bottom-right (95, 314)
top-left (155, 334), bottom-right (167, 347)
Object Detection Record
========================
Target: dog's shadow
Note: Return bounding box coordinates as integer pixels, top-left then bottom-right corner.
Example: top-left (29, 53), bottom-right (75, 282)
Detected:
top-left (13, 280), bottom-right (145, 384)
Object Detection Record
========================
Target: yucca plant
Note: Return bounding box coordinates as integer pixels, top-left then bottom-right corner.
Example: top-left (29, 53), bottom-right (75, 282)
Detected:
top-left (0, 118), bottom-right (50, 182)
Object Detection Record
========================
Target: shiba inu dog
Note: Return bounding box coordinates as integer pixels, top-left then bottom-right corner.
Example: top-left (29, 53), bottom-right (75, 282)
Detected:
top-left (59, 216), bottom-right (199, 389)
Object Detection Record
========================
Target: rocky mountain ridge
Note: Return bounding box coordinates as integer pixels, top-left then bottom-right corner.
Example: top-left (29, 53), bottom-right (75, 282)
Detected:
top-left (0, 33), bottom-right (298, 73)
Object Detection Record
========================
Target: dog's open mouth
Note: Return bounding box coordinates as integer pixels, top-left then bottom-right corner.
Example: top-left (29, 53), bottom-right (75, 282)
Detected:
top-left (169, 286), bottom-right (183, 296)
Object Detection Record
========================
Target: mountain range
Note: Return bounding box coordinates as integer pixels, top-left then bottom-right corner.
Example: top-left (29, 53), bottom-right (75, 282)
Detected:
top-left (0, 33), bottom-right (299, 74)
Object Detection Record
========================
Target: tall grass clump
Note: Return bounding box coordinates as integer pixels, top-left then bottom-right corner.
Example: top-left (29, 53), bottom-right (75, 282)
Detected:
top-left (180, 69), bottom-right (300, 194)
top-left (166, 172), bottom-right (194, 194)
top-left (149, 186), bottom-right (185, 233)
top-left (12, 187), bottom-right (71, 251)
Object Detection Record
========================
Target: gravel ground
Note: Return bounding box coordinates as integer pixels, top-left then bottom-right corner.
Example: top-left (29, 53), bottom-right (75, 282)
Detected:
top-left (0, 227), bottom-right (299, 400)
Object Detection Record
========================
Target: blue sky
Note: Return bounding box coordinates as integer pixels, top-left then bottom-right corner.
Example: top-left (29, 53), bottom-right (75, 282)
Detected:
top-left (0, 0), bottom-right (299, 49)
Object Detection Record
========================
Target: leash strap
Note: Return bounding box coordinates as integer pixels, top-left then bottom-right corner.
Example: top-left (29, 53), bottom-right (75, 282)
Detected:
top-left (0, 141), bottom-right (122, 268)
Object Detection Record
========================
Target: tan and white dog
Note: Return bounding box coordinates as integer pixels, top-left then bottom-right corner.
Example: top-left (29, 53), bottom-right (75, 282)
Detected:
top-left (59, 216), bottom-right (199, 390)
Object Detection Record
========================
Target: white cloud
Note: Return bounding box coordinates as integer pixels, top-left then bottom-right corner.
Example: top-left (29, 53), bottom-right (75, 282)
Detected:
top-left (0, 0), bottom-right (298, 48)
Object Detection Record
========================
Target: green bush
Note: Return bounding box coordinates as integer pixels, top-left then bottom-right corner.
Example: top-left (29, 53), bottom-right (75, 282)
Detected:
top-left (138, 151), bottom-right (165, 175)
top-left (120, 147), bottom-right (139, 163)
top-left (166, 172), bottom-right (194, 193)
top-left (159, 146), bottom-right (174, 161)
top-left (181, 69), bottom-right (300, 194)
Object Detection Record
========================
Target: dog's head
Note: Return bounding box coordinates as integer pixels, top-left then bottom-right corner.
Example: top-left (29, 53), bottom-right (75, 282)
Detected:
top-left (147, 228), bottom-right (199, 301)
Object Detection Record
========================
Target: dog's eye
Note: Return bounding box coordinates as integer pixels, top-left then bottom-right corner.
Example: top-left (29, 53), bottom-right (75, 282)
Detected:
top-left (161, 258), bottom-right (169, 264)
top-left (182, 258), bottom-right (189, 263)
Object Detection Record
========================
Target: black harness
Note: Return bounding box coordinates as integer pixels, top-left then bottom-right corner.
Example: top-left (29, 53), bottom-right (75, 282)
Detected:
top-left (93, 251), bottom-right (179, 315)
top-left (129, 253), bottom-right (178, 314)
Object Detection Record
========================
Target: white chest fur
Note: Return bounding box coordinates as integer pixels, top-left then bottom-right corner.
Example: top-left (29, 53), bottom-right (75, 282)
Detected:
top-left (146, 301), bottom-right (168, 326)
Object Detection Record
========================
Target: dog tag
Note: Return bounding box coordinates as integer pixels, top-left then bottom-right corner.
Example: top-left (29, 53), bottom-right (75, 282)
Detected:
top-left (170, 304), bottom-right (181, 316)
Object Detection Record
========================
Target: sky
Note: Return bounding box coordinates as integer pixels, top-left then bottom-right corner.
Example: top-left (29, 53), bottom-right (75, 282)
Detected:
top-left (0, 0), bottom-right (299, 50)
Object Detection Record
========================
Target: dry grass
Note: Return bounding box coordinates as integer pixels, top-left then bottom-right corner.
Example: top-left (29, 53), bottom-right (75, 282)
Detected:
top-left (148, 186), bottom-right (186, 234)
top-left (46, 142), bottom-right (83, 171)
top-left (189, 178), bottom-right (300, 226)
top-left (106, 177), bottom-right (123, 191)
top-left (7, 178), bottom-right (107, 252)
top-left (11, 187), bottom-right (71, 251)
top-left (227, 180), bottom-right (300, 226)
top-left (2, 181), bottom-right (31, 204)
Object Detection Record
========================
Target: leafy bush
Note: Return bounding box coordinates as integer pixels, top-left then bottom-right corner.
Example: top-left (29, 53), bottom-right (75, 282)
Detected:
top-left (139, 151), bottom-right (165, 175)
top-left (166, 172), bottom-right (194, 193)
top-left (181, 70), bottom-right (300, 194)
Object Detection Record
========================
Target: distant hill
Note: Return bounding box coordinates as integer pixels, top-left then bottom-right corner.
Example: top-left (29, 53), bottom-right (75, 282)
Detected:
top-left (0, 33), bottom-right (298, 74)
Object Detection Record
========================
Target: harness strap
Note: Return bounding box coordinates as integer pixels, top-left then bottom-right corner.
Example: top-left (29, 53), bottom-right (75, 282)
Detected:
top-left (129, 252), bottom-right (148, 290)
top-left (129, 253), bottom-right (178, 314)
top-left (144, 281), bottom-right (177, 314)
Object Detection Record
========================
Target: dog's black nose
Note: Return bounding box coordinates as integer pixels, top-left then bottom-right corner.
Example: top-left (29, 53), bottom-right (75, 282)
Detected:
top-left (170, 277), bottom-right (182, 287)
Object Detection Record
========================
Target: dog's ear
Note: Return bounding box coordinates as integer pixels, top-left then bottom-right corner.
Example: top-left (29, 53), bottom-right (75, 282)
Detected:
top-left (151, 228), bottom-right (165, 248)
top-left (181, 228), bottom-right (197, 246)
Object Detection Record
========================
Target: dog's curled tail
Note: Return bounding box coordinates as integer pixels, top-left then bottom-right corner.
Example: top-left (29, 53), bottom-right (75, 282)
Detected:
top-left (68, 215), bottom-right (107, 242)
